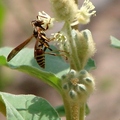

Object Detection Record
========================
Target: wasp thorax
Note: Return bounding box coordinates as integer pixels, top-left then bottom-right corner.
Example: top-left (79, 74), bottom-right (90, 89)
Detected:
top-left (61, 69), bottom-right (95, 102)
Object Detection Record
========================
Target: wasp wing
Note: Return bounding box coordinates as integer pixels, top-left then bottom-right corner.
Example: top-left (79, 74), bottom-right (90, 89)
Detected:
top-left (7, 35), bottom-right (34, 61)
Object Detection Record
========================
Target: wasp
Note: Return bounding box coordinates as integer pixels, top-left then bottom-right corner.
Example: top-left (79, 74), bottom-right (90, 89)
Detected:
top-left (7, 12), bottom-right (56, 68)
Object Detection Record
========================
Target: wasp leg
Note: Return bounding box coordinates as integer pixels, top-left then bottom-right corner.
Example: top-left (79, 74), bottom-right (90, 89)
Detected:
top-left (44, 50), bottom-right (69, 60)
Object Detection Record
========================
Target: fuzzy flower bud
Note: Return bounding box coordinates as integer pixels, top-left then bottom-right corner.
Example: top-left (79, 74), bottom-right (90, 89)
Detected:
top-left (71, 0), bottom-right (96, 26)
top-left (53, 23), bottom-right (96, 70)
top-left (49, 0), bottom-right (78, 22)
top-left (75, 29), bottom-right (96, 69)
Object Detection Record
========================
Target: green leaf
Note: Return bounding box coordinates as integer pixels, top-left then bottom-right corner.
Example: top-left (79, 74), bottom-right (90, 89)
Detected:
top-left (110, 36), bottom-right (120, 49)
top-left (0, 47), bottom-right (70, 92)
top-left (85, 104), bottom-right (90, 115)
top-left (0, 47), bottom-right (95, 92)
top-left (0, 92), bottom-right (60, 120)
top-left (55, 105), bottom-right (65, 117)
top-left (85, 58), bottom-right (96, 71)
top-left (0, 55), bottom-right (6, 65)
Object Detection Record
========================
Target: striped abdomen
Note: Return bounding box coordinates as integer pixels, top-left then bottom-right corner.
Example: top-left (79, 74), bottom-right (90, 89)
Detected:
top-left (34, 49), bottom-right (45, 68)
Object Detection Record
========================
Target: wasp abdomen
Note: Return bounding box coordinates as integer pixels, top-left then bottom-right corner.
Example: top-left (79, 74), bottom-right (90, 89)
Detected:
top-left (34, 49), bottom-right (45, 68)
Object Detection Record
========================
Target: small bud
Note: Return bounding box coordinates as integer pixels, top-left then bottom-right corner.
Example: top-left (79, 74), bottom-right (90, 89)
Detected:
top-left (77, 70), bottom-right (88, 81)
top-left (69, 90), bottom-right (77, 99)
top-left (79, 70), bottom-right (87, 75)
top-left (62, 83), bottom-right (69, 90)
top-left (83, 75), bottom-right (95, 94)
top-left (84, 77), bottom-right (92, 83)
top-left (83, 76), bottom-right (94, 85)
top-left (67, 69), bottom-right (77, 80)
top-left (69, 69), bottom-right (76, 77)
top-left (76, 84), bottom-right (86, 93)
top-left (62, 74), bottom-right (67, 79)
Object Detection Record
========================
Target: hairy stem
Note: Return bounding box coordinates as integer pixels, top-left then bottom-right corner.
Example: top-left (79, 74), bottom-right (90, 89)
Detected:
top-left (79, 103), bottom-right (85, 120)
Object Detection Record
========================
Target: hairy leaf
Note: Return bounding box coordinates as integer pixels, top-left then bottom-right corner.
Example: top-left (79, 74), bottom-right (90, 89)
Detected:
top-left (0, 92), bottom-right (60, 120)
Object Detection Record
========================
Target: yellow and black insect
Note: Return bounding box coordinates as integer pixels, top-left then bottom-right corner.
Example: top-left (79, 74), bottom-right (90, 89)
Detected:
top-left (7, 14), bottom-right (54, 68)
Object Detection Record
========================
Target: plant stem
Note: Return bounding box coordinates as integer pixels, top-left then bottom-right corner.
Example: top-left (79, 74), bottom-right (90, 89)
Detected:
top-left (62, 91), bottom-right (86, 120)
top-left (79, 103), bottom-right (85, 120)
top-left (62, 94), bottom-right (72, 120)
top-left (72, 0), bottom-right (78, 30)
top-left (64, 22), bottom-right (81, 71)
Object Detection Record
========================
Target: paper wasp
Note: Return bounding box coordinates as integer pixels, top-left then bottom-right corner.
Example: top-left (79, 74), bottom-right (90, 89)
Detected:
top-left (7, 12), bottom-right (57, 68)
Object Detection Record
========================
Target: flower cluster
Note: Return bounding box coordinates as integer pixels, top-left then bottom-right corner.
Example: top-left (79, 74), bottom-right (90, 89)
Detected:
top-left (61, 69), bottom-right (95, 103)
top-left (50, 0), bottom-right (96, 25)
top-left (37, 11), bottom-right (55, 29)
top-left (71, 0), bottom-right (96, 26)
